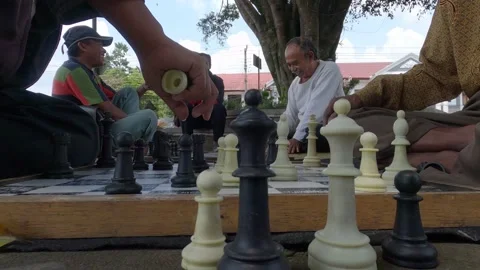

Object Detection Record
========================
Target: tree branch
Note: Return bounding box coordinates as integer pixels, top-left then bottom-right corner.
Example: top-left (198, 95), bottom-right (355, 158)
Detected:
top-left (234, 0), bottom-right (264, 36)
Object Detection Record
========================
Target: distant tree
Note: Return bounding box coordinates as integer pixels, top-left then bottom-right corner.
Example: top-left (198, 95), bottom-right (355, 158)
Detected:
top-left (197, 0), bottom-right (437, 93)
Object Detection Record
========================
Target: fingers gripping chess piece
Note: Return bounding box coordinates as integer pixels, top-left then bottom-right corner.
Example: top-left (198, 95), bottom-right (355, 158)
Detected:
top-left (308, 99), bottom-right (377, 270)
top-left (181, 170), bottom-right (226, 270)
top-left (214, 137), bottom-right (226, 173)
top-left (221, 134), bottom-right (239, 187)
top-left (270, 113), bottom-right (298, 181)
top-left (105, 132), bottom-right (142, 195)
top-left (303, 114), bottom-right (321, 167)
top-left (354, 132), bottom-right (387, 192)
top-left (382, 110), bottom-right (416, 184)
top-left (381, 170), bottom-right (438, 269)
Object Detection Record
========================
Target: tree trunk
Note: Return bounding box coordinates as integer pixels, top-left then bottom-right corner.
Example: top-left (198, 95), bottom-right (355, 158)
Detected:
top-left (234, 0), bottom-right (352, 94)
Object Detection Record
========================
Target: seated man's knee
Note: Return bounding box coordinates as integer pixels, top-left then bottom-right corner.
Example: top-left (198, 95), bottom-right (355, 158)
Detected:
top-left (138, 109), bottom-right (159, 139)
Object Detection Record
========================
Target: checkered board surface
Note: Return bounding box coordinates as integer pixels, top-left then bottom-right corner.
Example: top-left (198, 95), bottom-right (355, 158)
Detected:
top-left (0, 164), bottom-right (474, 196)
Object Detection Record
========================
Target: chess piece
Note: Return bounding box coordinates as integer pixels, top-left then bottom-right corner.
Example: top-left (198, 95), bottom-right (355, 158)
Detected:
top-left (169, 137), bottom-right (179, 163)
top-left (132, 139), bottom-right (149, 170)
top-left (214, 137), bottom-right (226, 173)
top-left (43, 132), bottom-right (74, 179)
top-left (308, 99), bottom-right (377, 270)
top-left (354, 132), bottom-right (387, 192)
top-left (382, 170), bottom-right (438, 269)
top-left (152, 131), bottom-right (173, 170)
top-left (303, 115), bottom-right (321, 167)
top-left (148, 141), bottom-right (154, 157)
top-left (269, 113), bottom-right (297, 181)
top-left (192, 134), bottom-right (210, 173)
top-left (382, 110), bottom-right (416, 184)
top-left (221, 134), bottom-right (240, 187)
top-left (96, 112), bottom-right (116, 168)
top-left (105, 132), bottom-right (142, 194)
top-left (218, 89), bottom-right (289, 270)
top-left (181, 170), bottom-right (226, 269)
top-left (266, 129), bottom-right (278, 166)
top-left (171, 134), bottom-right (197, 188)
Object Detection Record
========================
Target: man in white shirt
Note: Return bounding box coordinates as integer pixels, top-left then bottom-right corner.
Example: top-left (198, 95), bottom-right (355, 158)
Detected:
top-left (284, 37), bottom-right (345, 154)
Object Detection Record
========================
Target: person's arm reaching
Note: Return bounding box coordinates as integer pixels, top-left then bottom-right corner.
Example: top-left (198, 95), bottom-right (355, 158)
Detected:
top-left (85, 0), bottom-right (218, 121)
top-left (293, 66), bottom-right (343, 141)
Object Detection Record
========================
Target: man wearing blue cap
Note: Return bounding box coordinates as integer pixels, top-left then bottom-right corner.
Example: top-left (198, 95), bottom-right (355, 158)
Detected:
top-left (0, 0), bottom-right (218, 179)
top-left (52, 25), bottom-right (158, 149)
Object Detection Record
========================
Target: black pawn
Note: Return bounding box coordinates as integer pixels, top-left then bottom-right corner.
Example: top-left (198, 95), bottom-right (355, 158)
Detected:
top-left (381, 170), bottom-right (438, 269)
top-left (266, 130), bottom-right (278, 166)
top-left (218, 90), bottom-right (289, 270)
top-left (192, 134), bottom-right (209, 173)
top-left (96, 112), bottom-right (116, 168)
top-left (105, 132), bottom-right (142, 195)
top-left (44, 132), bottom-right (74, 179)
top-left (133, 139), bottom-right (149, 170)
top-left (170, 134), bottom-right (197, 187)
top-left (169, 138), bottom-right (179, 163)
top-left (152, 131), bottom-right (173, 170)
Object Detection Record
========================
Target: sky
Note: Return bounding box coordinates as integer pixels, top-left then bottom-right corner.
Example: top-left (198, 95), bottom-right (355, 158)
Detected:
top-left (30, 0), bottom-right (435, 96)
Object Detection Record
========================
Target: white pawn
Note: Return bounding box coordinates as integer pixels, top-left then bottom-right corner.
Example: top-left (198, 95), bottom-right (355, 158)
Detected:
top-left (181, 170), bottom-right (226, 270)
top-left (355, 132), bottom-right (387, 193)
top-left (221, 134), bottom-right (240, 187)
top-left (214, 137), bottom-right (226, 173)
top-left (308, 99), bottom-right (377, 270)
top-left (303, 114), bottom-right (321, 167)
top-left (381, 110), bottom-right (416, 184)
top-left (270, 113), bottom-right (298, 181)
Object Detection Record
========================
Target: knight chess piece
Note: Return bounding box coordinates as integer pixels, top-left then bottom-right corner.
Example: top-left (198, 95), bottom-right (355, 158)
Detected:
top-left (43, 132), bottom-right (74, 179)
top-left (192, 134), bottom-right (210, 173)
top-left (96, 112), bottom-right (116, 168)
top-left (105, 132), bottom-right (142, 195)
top-left (171, 134), bottom-right (197, 188)
top-left (381, 170), bottom-right (438, 269)
top-left (218, 89), bottom-right (289, 270)
top-left (133, 139), bottom-right (149, 170)
top-left (152, 131), bottom-right (173, 170)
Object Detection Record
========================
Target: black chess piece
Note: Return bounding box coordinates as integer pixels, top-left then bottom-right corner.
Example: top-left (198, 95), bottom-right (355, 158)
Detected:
top-left (43, 132), bottom-right (74, 179)
top-left (105, 132), bottom-right (142, 195)
top-left (170, 134), bottom-right (197, 188)
top-left (192, 134), bottom-right (209, 173)
top-left (218, 89), bottom-right (289, 270)
top-left (148, 141), bottom-right (154, 157)
top-left (266, 130), bottom-right (278, 166)
top-left (152, 131), bottom-right (173, 170)
top-left (169, 138), bottom-right (179, 163)
top-left (96, 112), bottom-right (116, 168)
top-left (133, 139), bottom-right (149, 170)
top-left (381, 170), bottom-right (438, 269)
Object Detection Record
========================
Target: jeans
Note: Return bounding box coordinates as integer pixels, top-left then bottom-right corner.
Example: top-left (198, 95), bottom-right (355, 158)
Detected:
top-left (110, 87), bottom-right (158, 146)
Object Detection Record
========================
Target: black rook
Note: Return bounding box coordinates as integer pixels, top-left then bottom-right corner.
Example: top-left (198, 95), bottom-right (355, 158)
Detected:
top-left (217, 89), bottom-right (290, 270)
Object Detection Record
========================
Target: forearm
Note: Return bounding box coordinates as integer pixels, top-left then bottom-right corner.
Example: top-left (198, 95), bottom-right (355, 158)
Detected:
top-left (86, 0), bottom-right (170, 56)
top-left (356, 64), bottom-right (462, 111)
top-left (96, 101), bottom-right (128, 120)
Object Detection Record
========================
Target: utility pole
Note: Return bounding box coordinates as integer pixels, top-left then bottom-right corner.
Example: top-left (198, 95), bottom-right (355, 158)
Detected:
top-left (244, 45), bottom-right (248, 91)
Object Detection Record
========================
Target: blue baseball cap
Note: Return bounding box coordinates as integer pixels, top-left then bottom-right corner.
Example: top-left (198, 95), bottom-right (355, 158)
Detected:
top-left (62, 25), bottom-right (113, 53)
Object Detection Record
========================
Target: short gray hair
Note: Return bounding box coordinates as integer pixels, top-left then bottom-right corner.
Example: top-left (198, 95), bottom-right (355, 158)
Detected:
top-left (286, 37), bottom-right (318, 60)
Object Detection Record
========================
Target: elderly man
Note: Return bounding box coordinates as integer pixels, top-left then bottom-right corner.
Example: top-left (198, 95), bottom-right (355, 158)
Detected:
top-left (323, 0), bottom-right (480, 188)
top-left (284, 37), bottom-right (345, 154)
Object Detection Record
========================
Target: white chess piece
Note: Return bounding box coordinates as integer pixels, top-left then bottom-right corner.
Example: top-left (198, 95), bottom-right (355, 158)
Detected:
top-left (221, 134), bottom-right (240, 187)
top-left (214, 137), bottom-right (226, 173)
top-left (181, 170), bottom-right (226, 270)
top-left (381, 110), bottom-right (416, 184)
top-left (355, 132), bottom-right (387, 193)
top-left (308, 99), bottom-right (377, 270)
top-left (303, 114), bottom-right (321, 167)
top-left (270, 113), bottom-right (298, 181)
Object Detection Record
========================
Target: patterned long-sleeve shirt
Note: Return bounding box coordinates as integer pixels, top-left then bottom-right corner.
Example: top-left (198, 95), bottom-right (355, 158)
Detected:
top-left (356, 0), bottom-right (479, 111)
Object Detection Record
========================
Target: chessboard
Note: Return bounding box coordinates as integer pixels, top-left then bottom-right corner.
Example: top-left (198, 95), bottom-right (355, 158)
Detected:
top-left (0, 164), bottom-right (473, 197)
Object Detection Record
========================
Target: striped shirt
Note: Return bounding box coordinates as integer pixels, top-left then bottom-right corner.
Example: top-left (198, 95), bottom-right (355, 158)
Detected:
top-left (52, 58), bottom-right (116, 105)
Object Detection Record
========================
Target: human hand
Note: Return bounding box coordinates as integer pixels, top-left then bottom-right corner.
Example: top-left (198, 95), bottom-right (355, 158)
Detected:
top-left (288, 139), bottom-right (301, 154)
top-left (138, 38), bottom-right (218, 122)
top-left (322, 94), bottom-right (363, 124)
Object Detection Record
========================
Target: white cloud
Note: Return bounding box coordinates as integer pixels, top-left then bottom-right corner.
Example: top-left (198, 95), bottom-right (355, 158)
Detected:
top-left (175, 0), bottom-right (224, 16)
top-left (336, 27), bottom-right (426, 63)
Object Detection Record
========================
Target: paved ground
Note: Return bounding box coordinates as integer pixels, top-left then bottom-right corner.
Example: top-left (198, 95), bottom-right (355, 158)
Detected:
top-left (1, 243), bottom-right (479, 269)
